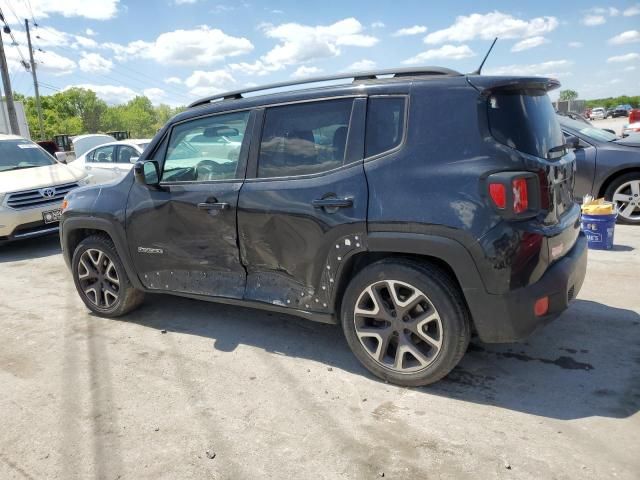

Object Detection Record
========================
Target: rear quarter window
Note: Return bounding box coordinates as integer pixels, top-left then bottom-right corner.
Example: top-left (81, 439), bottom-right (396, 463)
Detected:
top-left (365, 96), bottom-right (406, 157)
top-left (488, 90), bottom-right (565, 159)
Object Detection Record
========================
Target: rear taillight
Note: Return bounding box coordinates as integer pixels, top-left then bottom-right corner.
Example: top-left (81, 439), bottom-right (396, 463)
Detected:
top-left (512, 178), bottom-right (528, 213)
top-left (487, 172), bottom-right (539, 218)
top-left (489, 183), bottom-right (506, 209)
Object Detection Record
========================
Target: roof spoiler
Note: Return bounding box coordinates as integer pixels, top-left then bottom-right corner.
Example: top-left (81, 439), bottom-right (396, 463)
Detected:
top-left (467, 76), bottom-right (561, 93)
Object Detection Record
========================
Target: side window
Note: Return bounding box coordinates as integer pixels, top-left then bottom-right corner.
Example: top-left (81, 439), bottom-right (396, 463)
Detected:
top-left (365, 96), bottom-right (406, 158)
top-left (85, 150), bottom-right (95, 162)
top-left (257, 98), bottom-right (353, 178)
top-left (93, 145), bottom-right (115, 163)
top-left (117, 146), bottom-right (138, 163)
top-left (162, 110), bottom-right (250, 182)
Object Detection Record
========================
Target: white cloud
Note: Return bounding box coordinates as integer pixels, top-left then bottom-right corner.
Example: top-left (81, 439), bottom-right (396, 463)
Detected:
top-left (371, 21), bottom-right (385, 29)
top-left (174, 0), bottom-right (197, 3)
top-left (485, 60), bottom-right (572, 77)
top-left (511, 36), bottom-right (548, 52)
top-left (393, 25), bottom-right (427, 37)
top-left (609, 30), bottom-right (640, 45)
top-left (143, 87), bottom-right (167, 104)
top-left (229, 60), bottom-right (280, 76)
top-left (346, 59), bottom-right (376, 70)
top-left (609, 78), bottom-right (621, 84)
top-left (5, 44), bottom-right (76, 75)
top-left (609, 7), bottom-right (620, 16)
top-left (184, 70), bottom-right (236, 97)
top-left (424, 11), bottom-right (558, 44)
top-left (403, 44), bottom-right (475, 64)
top-left (624, 65), bottom-right (637, 71)
top-left (582, 14), bottom-right (606, 26)
top-left (261, 18), bottom-right (378, 67)
top-left (85, 28), bottom-right (97, 36)
top-left (607, 53), bottom-right (640, 63)
top-left (292, 65), bottom-right (323, 79)
top-left (72, 35), bottom-right (99, 49)
top-left (104, 26), bottom-right (253, 66)
top-left (64, 84), bottom-right (137, 103)
top-left (568, 41), bottom-right (583, 48)
top-left (0, 0), bottom-right (119, 22)
top-left (624, 4), bottom-right (640, 16)
top-left (78, 52), bottom-right (113, 74)
top-left (164, 76), bottom-right (182, 85)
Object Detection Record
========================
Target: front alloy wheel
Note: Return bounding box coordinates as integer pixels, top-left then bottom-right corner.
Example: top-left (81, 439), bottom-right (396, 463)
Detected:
top-left (611, 179), bottom-right (640, 223)
top-left (354, 280), bottom-right (443, 373)
top-left (77, 248), bottom-right (121, 308)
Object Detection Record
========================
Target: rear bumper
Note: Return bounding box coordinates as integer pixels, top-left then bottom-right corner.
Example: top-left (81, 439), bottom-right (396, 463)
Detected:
top-left (469, 233), bottom-right (588, 343)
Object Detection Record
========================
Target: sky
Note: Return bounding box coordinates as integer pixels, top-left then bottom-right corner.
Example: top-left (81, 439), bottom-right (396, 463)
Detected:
top-left (0, 0), bottom-right (639, 106)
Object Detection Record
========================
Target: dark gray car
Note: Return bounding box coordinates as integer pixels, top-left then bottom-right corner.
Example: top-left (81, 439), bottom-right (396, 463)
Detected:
top-left (559, 116), bottom-right (640, 224)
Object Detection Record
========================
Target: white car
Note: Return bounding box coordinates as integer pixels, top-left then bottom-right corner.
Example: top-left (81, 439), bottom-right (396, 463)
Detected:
top-left (72, 139), bottom-right (151, 185)
top-left (0, 134), bottom-right (88, 242)
top-left (590, 107), bottom-right (605, 120)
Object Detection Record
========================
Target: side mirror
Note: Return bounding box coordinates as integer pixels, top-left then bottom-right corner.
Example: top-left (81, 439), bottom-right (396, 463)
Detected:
top-left (55, 151), bottom-right (68, 163)
top-left (130, 156), bottom-right (140, 164)
top-left (134, 160), bottom-right (160, 186)
top-left (565, 135), bottom-right (581, 150)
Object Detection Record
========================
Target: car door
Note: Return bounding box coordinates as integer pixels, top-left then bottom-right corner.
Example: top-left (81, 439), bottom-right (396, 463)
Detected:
top-left (113, 145), bottom-right (139, 181)
top-left (125, 109), bottom-right (256, 298)
top-left (86, 145), bottom-right (117, 184)
top-left (564, 130), bottom-right (597, 200)
top-left (237, 97), bottom-right (368, 313)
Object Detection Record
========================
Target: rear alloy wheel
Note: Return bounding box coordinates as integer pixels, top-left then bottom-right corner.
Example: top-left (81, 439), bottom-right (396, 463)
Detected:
top-left (341, 259), bottom-right (470, 387)
top-left (605, 174), bottom-right (640, 225)
top-left (72, 234), bottom-right (144, 317)
top-left (354, 280), bottom-right (443, 372)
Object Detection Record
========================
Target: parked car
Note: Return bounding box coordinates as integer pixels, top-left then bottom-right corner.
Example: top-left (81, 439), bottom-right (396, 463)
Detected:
top-left (72, 139), bottom-right (151, 185)
top-left (559, 115), bottom-right (640, 224)
top-left (611, 104), bottom-right (633, 118)
top-left (61, 68), bottom-right (587, 386)
top-left (71, 134), bottom-right (116, 158)
top-left (0, 134), bottom-right (88, 243)
top-left (589, 107), bottom-right (605, 120)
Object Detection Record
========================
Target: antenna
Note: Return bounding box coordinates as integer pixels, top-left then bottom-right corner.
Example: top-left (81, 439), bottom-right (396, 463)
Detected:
top-left (471, 37), bottom-right (498, 75)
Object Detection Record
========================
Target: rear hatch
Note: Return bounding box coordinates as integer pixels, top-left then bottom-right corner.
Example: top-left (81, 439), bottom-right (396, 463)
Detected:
top-left (469, 76), bottom-right (580, 262)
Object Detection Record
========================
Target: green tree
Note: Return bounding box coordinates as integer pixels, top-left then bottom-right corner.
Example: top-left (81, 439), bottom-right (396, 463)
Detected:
top-left (559, 89), bottom-right (579, 101)
top-left (53, 88), bottom-right (107, 133)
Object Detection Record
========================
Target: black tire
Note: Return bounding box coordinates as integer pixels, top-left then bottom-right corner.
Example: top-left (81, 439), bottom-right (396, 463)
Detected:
top-left (604, 172), bottom-right (640, 225)
top-left (340, 258), bottom-right (471, 387)
top-left (71, 234), bottom-right (144, 317)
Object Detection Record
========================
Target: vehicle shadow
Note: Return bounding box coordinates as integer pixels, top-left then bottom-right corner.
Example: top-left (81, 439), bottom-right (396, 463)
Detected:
top-left (0, 234), bottom-right (61, 263)
top-left (122, 295), bottom-right (640, 421)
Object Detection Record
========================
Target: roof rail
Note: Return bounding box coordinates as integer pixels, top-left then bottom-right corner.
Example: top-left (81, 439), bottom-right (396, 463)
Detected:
top-left (188, 66), bottom-right (462, 108)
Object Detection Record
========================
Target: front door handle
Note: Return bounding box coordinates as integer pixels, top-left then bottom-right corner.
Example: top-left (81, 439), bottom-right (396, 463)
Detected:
top-left (198, 202), bottom-right (230, 210)
top-left (312, 197), bottom-right (353, 209)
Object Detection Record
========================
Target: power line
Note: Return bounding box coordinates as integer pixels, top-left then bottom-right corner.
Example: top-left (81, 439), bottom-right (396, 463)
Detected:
top-left (0, 7), bottom-right (31, 70)
top-left (23, 0), bottom-right (38, 26)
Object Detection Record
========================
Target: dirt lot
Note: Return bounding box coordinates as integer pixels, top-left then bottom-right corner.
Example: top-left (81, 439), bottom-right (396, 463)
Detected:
top-left (1, 227), bottom-right (639, 480)
top-left (590, 116), bottom-right (629, 136)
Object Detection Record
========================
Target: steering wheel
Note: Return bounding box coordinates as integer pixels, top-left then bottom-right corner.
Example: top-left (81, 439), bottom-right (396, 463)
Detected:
top-left (195, 159), bottom-right (222, 180)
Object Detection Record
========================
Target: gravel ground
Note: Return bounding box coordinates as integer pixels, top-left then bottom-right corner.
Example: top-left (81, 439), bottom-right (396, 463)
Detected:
top-left (590, 116), bottom-right (629, 136)
top-left (0, 226), bottom-right (639, 479)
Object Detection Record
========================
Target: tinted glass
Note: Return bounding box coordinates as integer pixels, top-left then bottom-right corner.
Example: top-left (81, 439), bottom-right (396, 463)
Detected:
top-left (365, 97), bottom-right (406, 157)
top-left (0, 139), bottom-right (56, 172)
top-left (162, 111), bottom-right (249, 182)
top-left (117, 146), bottom-right (138, 163)
top-left (488, 90), bottom-right (565, 159)
top-left (258, 98), bottom-right (353, 178)
top-left (93, 145), bottom-right (116, 163)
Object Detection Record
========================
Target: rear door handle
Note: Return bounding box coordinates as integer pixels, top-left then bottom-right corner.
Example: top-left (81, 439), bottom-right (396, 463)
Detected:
top-left (198, 202), bottom-right (230, 210)
top-left (312, 197), bottom-right (353, 208)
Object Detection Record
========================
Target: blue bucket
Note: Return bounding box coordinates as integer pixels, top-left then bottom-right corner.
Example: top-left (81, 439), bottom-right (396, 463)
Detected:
top-left (581, 213), bottom-right (617, 250)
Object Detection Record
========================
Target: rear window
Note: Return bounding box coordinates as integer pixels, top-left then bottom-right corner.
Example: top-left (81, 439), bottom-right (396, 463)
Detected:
top-left (0, 139), bottom-right (57, 172)
top-left (487, 90), bottom-right (565, 159)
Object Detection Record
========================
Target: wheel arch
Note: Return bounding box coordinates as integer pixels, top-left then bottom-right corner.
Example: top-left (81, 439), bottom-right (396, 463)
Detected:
top-left (331, 232), bottom-right (488, 333)
top-left (597, 166), bottom-right (640, 198)
top-left (61, 217), bottom-right (144, 290)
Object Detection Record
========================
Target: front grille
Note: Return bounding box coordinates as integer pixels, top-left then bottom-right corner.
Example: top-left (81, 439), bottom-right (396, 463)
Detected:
top-left (5, 182), bottom-right (78, 210)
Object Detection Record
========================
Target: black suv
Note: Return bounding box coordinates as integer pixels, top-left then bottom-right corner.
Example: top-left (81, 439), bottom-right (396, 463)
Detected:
top-left (61, 67), bottom-right (587, 386)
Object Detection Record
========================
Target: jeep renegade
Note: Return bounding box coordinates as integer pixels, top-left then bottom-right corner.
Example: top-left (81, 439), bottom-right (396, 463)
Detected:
top-left (60, 67), bottom-right (588, 386)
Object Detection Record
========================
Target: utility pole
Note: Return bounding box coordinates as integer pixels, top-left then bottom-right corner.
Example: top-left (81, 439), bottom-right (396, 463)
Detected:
top-left (25, 19), bottom-right (44, 140)
top-left (0, 22), bottom-right (20, 134)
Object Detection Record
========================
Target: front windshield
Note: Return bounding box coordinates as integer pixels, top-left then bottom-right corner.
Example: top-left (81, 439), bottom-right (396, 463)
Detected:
top-left (560, 117), bottom-right (617, 142)
top-left (0, 139), bottom-right (57, 172)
